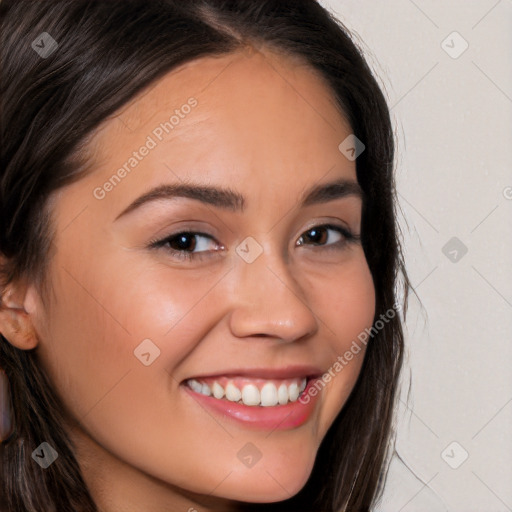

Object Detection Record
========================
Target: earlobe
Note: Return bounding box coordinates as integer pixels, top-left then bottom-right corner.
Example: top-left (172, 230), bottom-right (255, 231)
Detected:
top-left (0, 284), bottom-right (40, 350)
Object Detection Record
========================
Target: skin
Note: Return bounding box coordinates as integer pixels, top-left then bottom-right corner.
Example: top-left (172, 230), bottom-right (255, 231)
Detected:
top-left (0, 47), bottom-right (375, 511)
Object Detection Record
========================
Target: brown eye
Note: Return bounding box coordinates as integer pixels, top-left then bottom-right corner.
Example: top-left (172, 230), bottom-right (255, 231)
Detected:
top-left (149, 231), bottom-right (222, 261)
top-left (166, 233), bottom-right (198, 252)
top-left (296, 224), bottom-right (357, 248)
top-left (302, 226), bottom-right (329, 245)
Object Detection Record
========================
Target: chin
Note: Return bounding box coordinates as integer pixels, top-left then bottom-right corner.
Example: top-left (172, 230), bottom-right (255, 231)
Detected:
top-left (216, 454), bottom-right (315, 504)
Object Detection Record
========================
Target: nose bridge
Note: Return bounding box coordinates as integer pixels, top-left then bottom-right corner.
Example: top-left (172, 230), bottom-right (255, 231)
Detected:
top-left (227, 237), bottom-right (318, 342)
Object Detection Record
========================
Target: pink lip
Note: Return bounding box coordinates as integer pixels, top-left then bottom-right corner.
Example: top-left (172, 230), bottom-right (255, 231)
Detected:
top-left (181, 377), bottom-right (321, 431)
top-left (185, 364), bottom-right (323, 381)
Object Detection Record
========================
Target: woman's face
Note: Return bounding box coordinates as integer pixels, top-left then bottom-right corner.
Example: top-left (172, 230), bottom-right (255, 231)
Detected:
top-left (28, 48), bottom-right (375, 510)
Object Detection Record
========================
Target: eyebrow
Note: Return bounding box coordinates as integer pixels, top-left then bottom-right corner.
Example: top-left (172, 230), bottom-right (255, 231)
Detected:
top-left (114, 177), bottom-right (364, 221)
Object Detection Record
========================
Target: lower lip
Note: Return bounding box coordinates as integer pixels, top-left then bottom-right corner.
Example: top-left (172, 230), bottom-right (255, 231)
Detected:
top-left (181, 378), bottom-right (321, 431)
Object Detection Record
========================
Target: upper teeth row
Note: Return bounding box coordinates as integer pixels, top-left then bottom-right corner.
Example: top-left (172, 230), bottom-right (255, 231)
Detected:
top-left (186, 378), bottom-right (307, 407)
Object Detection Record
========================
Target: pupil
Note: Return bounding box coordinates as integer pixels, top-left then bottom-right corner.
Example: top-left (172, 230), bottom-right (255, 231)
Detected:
top-left (175, 234), bottom-right (195, 251)
top-left (307, 228), bottom-right (325, 244)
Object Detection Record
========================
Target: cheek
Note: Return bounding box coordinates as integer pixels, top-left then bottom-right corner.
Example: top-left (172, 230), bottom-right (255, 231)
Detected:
top-left (36, 249), bottom-right (230, 479)
top-left (307, 248), bottom-right (375, 429)
top-left (312, 248), bottom-right (376, 349)
top-left (37, 241), bottom-right (222, 421)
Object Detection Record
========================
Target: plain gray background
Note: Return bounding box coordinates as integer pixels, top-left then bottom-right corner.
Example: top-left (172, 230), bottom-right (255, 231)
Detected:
top-left (320, 1), bottom-right (512, 511)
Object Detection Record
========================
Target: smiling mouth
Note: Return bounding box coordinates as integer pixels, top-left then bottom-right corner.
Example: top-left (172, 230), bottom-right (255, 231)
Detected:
top-left (184, 375), bottom-right (310, 407)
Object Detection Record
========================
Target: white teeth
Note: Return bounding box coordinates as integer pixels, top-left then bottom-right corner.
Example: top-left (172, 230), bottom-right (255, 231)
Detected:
top-left (225, 382), bottom-right (242, 402)
top-left (288, 382), bottom-right (300, 402)
top-left (186, 377), bottom-right (308, 407)
top-left (187, 378), bottom-right (203, 394)
top-left (212, 381), bottom-right (224, 399)
top-left (278, 383), bottom-right (289, 405)
top-left (241, 384), bottom-right (260, 406)
top-left (260, 382), bottom-right (279, 407)
top-left (200, 382), bottom-right (212, 396)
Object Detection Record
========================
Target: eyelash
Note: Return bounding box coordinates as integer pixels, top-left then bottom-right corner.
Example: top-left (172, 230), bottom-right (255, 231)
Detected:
top-left (148, 223), bottom-right (360, 262)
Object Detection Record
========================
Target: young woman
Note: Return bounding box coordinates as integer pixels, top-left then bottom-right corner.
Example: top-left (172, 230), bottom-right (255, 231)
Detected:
top-left (0, 1), bottom-right (411, 510)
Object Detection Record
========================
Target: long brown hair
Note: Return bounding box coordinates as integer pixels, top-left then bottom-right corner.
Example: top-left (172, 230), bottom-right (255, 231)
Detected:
top-left (0, 1), bottom-right (411, 510)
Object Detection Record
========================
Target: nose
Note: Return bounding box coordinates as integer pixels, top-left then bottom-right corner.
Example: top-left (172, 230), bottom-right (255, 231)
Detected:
top-left (227, 245), bottom-right (319, 343)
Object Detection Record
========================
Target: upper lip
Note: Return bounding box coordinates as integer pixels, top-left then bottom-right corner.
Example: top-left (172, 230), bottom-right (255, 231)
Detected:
top-left (183, 365), bottom-right (324, 382)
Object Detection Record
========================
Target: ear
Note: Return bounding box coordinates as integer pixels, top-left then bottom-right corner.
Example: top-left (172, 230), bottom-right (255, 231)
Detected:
top-left (0, 275), bottom-right (40, 351)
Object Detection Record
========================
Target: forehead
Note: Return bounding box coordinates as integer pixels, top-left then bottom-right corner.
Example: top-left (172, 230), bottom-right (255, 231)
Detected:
top-left (114, 47), bottom-right (349, 135)
top-left (66, 48), bottom-right (357, 217)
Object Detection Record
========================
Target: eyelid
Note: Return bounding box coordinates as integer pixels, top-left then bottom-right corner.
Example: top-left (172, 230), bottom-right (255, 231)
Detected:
top-left (296, 223), bottom-right (360, 246)
top-left (301, 219), bottom-right (356, 237)
top-left (148, 230), bottom-right (221, 250)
